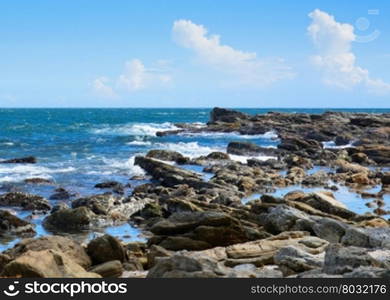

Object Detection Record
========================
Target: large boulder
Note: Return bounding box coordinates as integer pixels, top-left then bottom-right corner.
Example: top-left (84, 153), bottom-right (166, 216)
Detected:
top-left (3, 235), bottom-right (92, 268)
top-left (0, 192), bottom-right (50, 211)
top-left (43, 207), bottom-right (98, 232)
top-left (87, 234), bottom-right (126, 264)
top-left (1, 249), bottom-right (100, 278)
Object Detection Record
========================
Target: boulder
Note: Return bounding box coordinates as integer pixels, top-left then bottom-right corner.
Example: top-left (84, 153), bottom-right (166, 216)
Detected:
top-left (3, 235), bottom-right (92, 268)
top-left (43, 207), bottom-right (97, 232)
top-left (87, 234), bottom-right (126, 264)
top-left (1, 249), bottom-right (100, 278)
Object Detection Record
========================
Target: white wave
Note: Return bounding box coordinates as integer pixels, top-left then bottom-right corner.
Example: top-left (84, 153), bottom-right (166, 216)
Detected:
top-left (179, 130), bottom-right (278, 139)
top-left (0, 164), bottom-right (75, 183)
top-left (154, 142), bottom-right (223, 158)
top-left (127, 140), bottom-right (152, 146)
top-left (101, 156), bottom-right (145, 177)
top-left (0, 142), bottom-right (14, 146)
top-left (322, 141), bottom-right (354, 149)
top-left (91, 122), bottom-right (179, 137)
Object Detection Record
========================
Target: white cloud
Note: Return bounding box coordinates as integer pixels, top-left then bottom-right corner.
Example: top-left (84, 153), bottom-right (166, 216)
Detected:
top-left (93, 59), bottom-right (172, 98)
top-left (308, 9), bottom-right (390, 94)
top-left (92, 77), bottom-right (117, 99)
top-left (172, 19), bottom-right (294, 87)
top-left (117, 59), bottom-right (172, 92)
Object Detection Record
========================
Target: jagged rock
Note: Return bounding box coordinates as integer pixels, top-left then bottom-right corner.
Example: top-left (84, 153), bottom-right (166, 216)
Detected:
top-left (1, 249), bottom-right (100, 278)
top-left (0, 192), bottom-right (50, 211)
top-left (87, 234), bottom-right (126, 264)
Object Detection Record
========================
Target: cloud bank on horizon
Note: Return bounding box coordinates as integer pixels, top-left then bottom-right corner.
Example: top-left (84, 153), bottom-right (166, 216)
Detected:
top-left (92, 8), bottom-right (390, 100)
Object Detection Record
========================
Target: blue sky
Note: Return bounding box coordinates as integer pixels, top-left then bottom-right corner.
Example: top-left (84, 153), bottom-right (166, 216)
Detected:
top-left (0, 0), bottom-right (389, 107)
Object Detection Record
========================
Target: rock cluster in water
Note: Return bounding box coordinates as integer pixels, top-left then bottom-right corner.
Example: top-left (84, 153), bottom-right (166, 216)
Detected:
top-left (1, 107), bottom-right (390, 278)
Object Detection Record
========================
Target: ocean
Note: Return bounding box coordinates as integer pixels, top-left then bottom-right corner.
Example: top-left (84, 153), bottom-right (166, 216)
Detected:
top-left (1, 108), bottom-right (389, 251)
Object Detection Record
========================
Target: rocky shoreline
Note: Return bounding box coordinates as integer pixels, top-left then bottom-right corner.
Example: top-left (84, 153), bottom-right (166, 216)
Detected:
top-left (1, 107), bottom-right (390, 278)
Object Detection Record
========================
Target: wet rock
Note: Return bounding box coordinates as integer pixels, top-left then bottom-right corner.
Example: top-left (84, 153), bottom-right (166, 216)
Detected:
top-left (302, 171), bottom-right (328, 186)
top-left (146, 149), bottom-right (189, 164)
top-left (89, 260), bottom-right (123, 278)
top-left (43, 207), bottom-right (98, 232)
top-left (87, 234), bottom-right (126, 264)
top-left (50, 202), bottom-right (69, 214)
top-left (3, 235), bottom-right (92, 268)
top-left (1, 249), bottom-right (100, 278)
top-left (0, 156), bottom-right (37, 164)
top-left (0, 210), bottom-right (35, 237)
top-left (343, 266), bottom-right (390, 278)
top-left (0, 192), bottom-right (51, 211)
